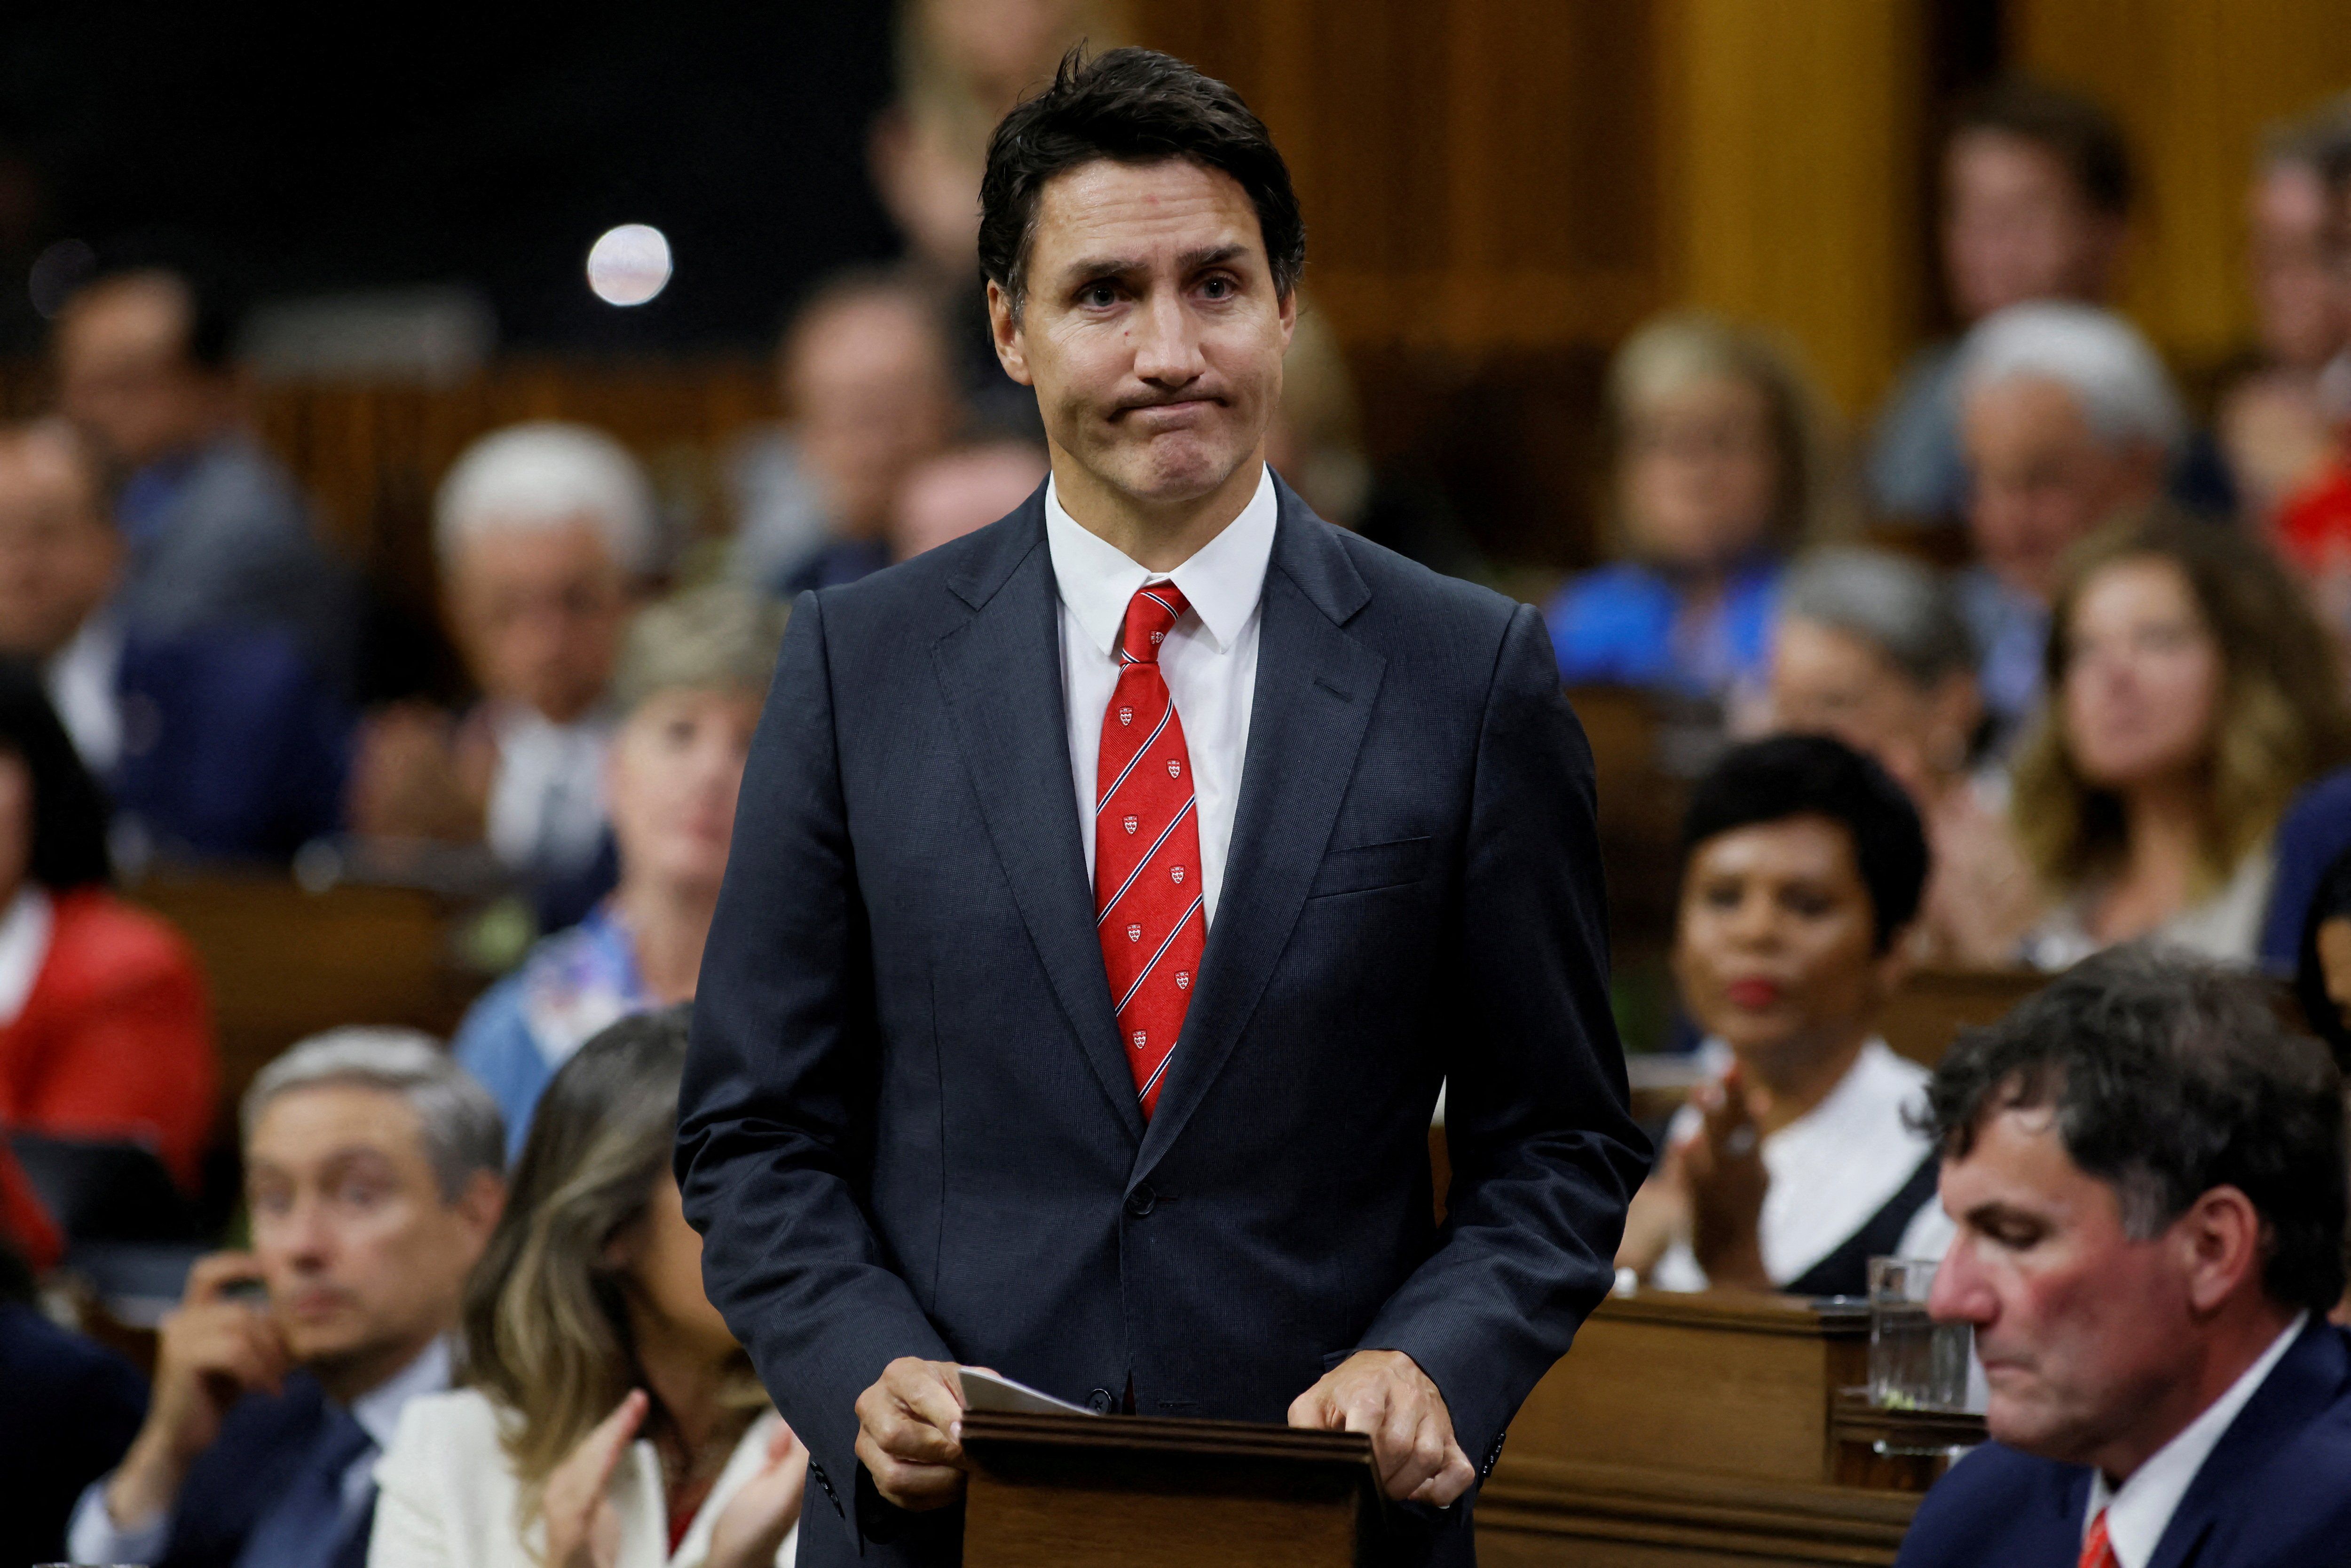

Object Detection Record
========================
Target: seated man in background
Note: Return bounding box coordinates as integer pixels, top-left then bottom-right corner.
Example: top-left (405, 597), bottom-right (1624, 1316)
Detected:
top-left (53, 267), bottom-right (353, 686)
top-left (727, 271), bottom-right (957, 595)
top-left (68, 1029), bottom-right (504, 1568)
top-left (0, 419), bottom-right (348, 862)
top-left (452, 583), bottom-right (784, 1155)
top-left (348, 422), bottom-right (651, 924)
top-left (1617, 734), bottom-right (1953, 1297)
top-left (1953, 301), bottom-right (2181, 746)
top-left (884, 439), bottom-right (1047, 562)
top-left (1896, 948), bottom-right (2351, 1567)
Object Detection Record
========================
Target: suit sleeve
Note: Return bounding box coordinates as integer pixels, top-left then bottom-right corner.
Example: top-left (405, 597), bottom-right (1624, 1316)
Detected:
top-left (676, 593), bottom-right (953, 1542)
top-left (1355, 601), bottom-right (1652, 1477)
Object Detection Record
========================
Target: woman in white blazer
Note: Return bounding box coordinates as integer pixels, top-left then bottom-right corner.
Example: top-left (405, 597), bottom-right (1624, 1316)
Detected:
top-left (371, 1009), bottom-right (801, 1568)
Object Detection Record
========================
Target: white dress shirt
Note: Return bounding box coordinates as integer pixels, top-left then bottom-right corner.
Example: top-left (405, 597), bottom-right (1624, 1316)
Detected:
top-left (70, 1337), bottom-right (453, 1565)
top-left (485, 705), bottom-right (614, 877)
top-left (45, 608), bottom-right (126, 776)
top-left (1045, 465), bottom-right (1278, 928)
top-left (1652, 1039), bottom-right (1955, 1291)
top-left (2085, 1312), bottom-right (2309, 1568)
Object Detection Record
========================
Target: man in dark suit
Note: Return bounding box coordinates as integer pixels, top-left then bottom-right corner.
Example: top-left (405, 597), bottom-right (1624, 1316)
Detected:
top-left (67, 1031), bottom-right (503, 1568)
top-left (678, 47), bottom-right (1648, 1568)
top-left (1896, 948), bottom-right (2351, 1568)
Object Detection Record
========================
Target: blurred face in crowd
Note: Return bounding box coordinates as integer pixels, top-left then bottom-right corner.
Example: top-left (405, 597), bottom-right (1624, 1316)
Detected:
top-left (991, 157), bottom-right (1296, 516)
top-left (889, 442), bottom-right (1049, 561)
top-left (446, 520), bottom-right (633, 725)
top-left (1931, 1105), bottom-right (2219, 1468)
top-left (607, 683), bottom-right (760, 899)
top-left (244, 1084), bottom-right (500, 1392)
top-left (1770, 617), bottom-right (1980, 795)
top-left (612, 1170), bottom-right (737, 1359)
top-left (1944, 130), bottom-right (2121, 322)
top-left (0, 429), bottom-right (121, 659)
top-left (2247, 159), bottom-right (2347, 372)
top-left (784, 290), bottom-right (955, 540)
top-left (1622, 374), bottom-right (1781, 575)
top-left (55, 274), bottom-right (231, 471)
top-left (919, 0), bottom-right (1083, 114)
top-left (1963, 376), bottom-right (2164, 603)
top-left (2060, 555), bottom-right (2221, 792)
top-left (1673, 815), bottom-right (1901, 1085)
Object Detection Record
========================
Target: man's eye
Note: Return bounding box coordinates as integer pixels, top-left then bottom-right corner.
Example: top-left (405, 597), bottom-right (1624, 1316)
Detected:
top-left (1080, 284), bottom-right (1118, 308)
top-left (1200, 276), bottom-right (1233, 299)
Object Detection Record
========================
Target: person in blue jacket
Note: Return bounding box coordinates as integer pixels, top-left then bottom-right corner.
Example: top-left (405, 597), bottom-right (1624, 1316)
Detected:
top-left (1546, 312), bottom-right (1829, 711)
top-left (453, 583), bottom-right (785, 1157)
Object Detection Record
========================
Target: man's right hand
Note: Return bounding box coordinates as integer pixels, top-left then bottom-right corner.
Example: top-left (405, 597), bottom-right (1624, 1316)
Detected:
top-left (107, 1253), bottom-right (291, 1529)
top-left (852, 1358), bottom-right (970, 1511)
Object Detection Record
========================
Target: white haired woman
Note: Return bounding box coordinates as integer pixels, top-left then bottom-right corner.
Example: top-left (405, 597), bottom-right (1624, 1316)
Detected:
top-left (451, 584), bottom-right (786, 1155)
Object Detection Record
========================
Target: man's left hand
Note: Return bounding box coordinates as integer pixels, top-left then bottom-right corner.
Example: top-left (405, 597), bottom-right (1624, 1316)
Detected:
top-left (1287, 1349), bottom-right (1476, 1504)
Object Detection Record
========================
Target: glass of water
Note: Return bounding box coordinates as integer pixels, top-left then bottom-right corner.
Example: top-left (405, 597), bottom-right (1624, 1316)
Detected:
top-left (1868, 1255), bottom-right (1972, 1411)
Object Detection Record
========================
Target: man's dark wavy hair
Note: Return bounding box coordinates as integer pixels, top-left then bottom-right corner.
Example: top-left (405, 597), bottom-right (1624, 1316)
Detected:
top-left (1919, 946), bottom-right (2349, 1314)
top-left (978, 46), bottom-right (1305, 322)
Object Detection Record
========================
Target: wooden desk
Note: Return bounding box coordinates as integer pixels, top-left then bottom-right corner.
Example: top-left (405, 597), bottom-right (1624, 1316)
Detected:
top-left (1477, 1291), bottom-right (1982, 1567)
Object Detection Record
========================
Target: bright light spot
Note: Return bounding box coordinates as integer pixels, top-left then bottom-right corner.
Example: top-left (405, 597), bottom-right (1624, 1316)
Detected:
top-left (585, 224), bottom-right (672, 307)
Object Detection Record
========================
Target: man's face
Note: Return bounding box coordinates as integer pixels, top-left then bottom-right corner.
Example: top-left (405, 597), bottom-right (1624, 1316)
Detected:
top-left (991, 157), bottom-right (1295, 512)
top-left (244, 1084), bottom-right (498, 1382)
top-left (785, 293), bottom-right (954, 538)
top-left (446, 521), bottom-right (632, 725)
top-left (54, 278), bottom-right (224, 471)
top-left (1930, 1106), bottom-right (2190, 1466)
top-left (0, 434), bottom-right (121, 658)
top-left (1963, 376), bottom-right (2159, 602)
top-left (1944, 131), bottom-right (2118, 322)
top-left (2247, 161), bottom-right (2346, 372)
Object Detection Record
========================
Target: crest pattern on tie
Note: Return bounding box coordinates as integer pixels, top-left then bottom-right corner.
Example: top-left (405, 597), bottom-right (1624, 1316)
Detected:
top-left (1096, 583), bottom-right (1205, 1117)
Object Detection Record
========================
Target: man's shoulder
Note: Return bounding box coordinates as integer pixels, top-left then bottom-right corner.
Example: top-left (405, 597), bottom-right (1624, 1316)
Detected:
top-left (1314, 518), bottom-right (1520, 638)
top-left (1896, 1442), bottom-right (2081, 1566)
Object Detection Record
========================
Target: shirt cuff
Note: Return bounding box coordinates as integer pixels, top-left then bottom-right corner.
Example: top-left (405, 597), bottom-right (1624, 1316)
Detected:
top-left (67, 1472), bottom-right (172, 1566)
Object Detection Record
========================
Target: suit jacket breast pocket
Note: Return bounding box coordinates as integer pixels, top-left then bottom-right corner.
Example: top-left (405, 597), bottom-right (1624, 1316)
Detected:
top-left (1307, 836), bottom-right (1433, 898)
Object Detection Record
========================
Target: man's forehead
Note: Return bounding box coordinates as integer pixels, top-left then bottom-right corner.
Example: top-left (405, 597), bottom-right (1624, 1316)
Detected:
top-left (1944, 1103), bottom-right (2104, 1210)
top-left (1032, 158), bottom-right (1261, 272)
top-left (250, 1082), bottom-right (426, 1165)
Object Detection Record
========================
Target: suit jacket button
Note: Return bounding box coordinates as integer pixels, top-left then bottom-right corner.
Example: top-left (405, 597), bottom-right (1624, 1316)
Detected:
top-left (1125, 1184), bottom-right (1156, 1217)
top-left (1087, 1387), bottom-right (1115, 1413)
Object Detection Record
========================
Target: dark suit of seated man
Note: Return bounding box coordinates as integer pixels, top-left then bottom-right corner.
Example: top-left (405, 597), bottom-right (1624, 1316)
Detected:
top-left (0, 419), bottom-right (349, 862)
top-left (1895, 947), bottom-right (2351, 1568)
top-left (66, 1031), bottom-right (503, 1568)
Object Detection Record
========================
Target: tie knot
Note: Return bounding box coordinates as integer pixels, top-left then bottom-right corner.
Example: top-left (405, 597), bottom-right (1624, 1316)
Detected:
top-left (1120, 584), bottom-right (1190, 664)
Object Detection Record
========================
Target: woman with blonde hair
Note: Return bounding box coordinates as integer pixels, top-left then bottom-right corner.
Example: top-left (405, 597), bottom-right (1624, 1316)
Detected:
top-left (371, 1008), bottom-right (802, 1568)
top-left (1547, 312), bottom-right (1831, 707)
top-left (2015, 505), bottom-right (2351, 968)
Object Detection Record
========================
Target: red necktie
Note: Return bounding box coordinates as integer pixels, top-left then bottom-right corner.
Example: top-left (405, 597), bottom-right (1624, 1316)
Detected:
top-left (2079, 1508), bottom-right (2117, 1568)
top-left (1095, 584), bottom-right (1205, 1117)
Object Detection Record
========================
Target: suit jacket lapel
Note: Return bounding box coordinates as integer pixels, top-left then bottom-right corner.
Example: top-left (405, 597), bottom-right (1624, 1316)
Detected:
top-left (2146, 1319), bottom-right (2345, 1568)
top-left (1136, 484), bottom-right (1384, 1178)
top-left (932, 495), bottom-right (1144, 1143)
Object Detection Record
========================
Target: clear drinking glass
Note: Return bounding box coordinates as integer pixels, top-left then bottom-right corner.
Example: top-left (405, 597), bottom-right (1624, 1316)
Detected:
top-left (1868, 1255), bottom-right (1972, 1411)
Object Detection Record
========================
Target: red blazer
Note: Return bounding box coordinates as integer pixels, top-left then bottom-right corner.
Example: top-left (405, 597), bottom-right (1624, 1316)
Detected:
top-left (0, 888), bottom-right (217, 1194)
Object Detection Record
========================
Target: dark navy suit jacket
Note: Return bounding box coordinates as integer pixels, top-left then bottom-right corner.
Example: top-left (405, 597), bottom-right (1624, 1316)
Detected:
top-left (156, 1371), bottom-right (372, 1568)
top-left (1894, 1318), bottom-right (2351, 1568)
top-left (112, 625), bottom-right (350, 861)
top-left (678, 480), bottom-right (1650, 1566)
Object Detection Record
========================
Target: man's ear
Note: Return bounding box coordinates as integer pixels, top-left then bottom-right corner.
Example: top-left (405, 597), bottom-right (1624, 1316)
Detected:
top-left (1276, 285), bottom-right (1298, 350)
top-left (455, 1169), bottom-right (506, 1253)
top-left (987, 281), bottom-right (1034, 387)
top-left (2176, 1184), bottom-right (2267, 1316)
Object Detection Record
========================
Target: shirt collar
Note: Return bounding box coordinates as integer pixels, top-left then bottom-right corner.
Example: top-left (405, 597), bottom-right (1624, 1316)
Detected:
top-left (347, 1336), bottom-right (454, 1452)
top-left (2087, 1312), bottom-right (2309, 1568)
top-left (1043, 464), bottom-right (1278, 657)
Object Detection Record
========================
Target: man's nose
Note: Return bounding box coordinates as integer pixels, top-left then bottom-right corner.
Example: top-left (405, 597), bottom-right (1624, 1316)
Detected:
top-left (1130, 290), bottom-right (1205, 386)
top-left (1926, 1238), bottom-right (1992, 1325)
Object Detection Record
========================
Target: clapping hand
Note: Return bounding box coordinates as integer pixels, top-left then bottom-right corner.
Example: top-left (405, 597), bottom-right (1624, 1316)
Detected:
top-left (542, 1390), bottom-right (647, 1568)
top-left (1682, 1066), bottom-right (1773, 1289)
top-left (708, 1421), bottom-right (807, 1568)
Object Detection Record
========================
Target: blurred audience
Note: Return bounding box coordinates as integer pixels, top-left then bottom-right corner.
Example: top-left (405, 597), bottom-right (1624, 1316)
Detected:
top-left (68, 1030), bottom-right (503, 1568)
top-left (53, 268), bottom-right (355, 683)
top-left (0, 665), bottom-right (214, 1212)
top-left (2291, 843), bottom-right (2351, 1072)
top-left (1, 1239), bottom-right (147, 1567)
top-left (0, 419), bottom-right (348, 862)
top-left (2217, 97), bottom-right (2351, 531)
top-left (1954, 301), bottom-right (2182, 744)
top-left (1618, 735), bottom-right (1950, 1297)
top-left (1868, 79), bottom-right (2132, 527)
top-left (1896, 950), bottom-right (2351, 1567)
top-left (2271, 120), bottom-right (2351, 596)
top-left (376, 1009), bottom-right (803, 1568)
top-left (1769, 548), bottom-right (2039, 965)
top-left (2013, 508), bottom-right (2351, 969)
top-left (887, 441), bottom-right (1047, 561)
top-left (452, 585), bottom-right (784, 1155)
top-left (350, 423), bottom-right (651, 921)
top-left (1547, 314), bottom-right (1825, 712)
top-left (729, 274), bottom-right (957, 595)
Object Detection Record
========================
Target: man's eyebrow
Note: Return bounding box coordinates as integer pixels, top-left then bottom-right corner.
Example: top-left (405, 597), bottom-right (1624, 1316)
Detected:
top-left (1055, 243), bottom-right (1251, 285)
